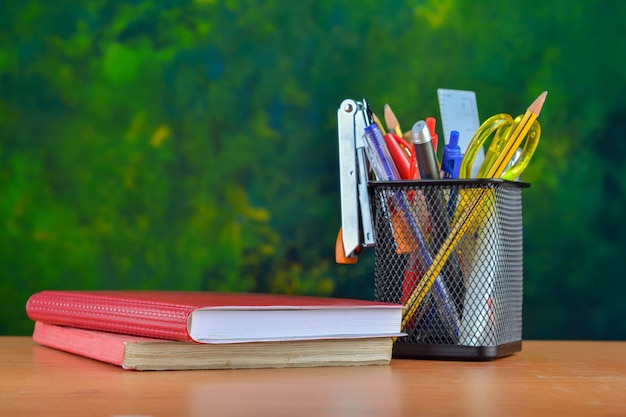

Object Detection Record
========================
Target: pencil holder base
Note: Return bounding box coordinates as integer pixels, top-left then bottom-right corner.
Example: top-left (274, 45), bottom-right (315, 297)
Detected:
top-left (392, 340), bottom-right (522, 361)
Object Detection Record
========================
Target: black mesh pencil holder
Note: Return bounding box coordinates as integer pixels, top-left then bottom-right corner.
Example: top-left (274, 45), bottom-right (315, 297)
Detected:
top-left (370, 179), bottom-right (529, 360)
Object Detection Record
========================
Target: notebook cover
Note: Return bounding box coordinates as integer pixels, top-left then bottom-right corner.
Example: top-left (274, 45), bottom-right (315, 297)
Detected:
top-left (26, 290), bottom-right (401, 342)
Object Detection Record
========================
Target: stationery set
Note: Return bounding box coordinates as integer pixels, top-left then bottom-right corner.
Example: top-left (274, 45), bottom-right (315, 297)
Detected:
top-left (334, 90), bottom-right (546, 359)
top-left (26, 89), bottom-right (546, 367)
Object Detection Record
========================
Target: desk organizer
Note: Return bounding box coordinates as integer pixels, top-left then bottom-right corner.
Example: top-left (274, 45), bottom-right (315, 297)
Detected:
top-left (370, 179), bottom-right (529, 360)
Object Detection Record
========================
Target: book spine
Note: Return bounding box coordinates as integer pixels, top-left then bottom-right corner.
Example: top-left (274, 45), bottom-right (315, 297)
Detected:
top-left (26, 292), bottom-right (194, 341)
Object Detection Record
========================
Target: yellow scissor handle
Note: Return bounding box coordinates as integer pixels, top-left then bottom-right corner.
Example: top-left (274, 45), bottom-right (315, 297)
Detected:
top-left (460, 113), bottom-right (541, 180)
top-left (499, 118), bottom-right (540, 180)
top-left (460, 113), bottom-right (513, 179)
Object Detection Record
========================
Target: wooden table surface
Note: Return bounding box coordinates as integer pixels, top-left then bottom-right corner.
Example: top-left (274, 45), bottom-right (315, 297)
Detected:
top-left (1, 337), bottom-right (625, 416)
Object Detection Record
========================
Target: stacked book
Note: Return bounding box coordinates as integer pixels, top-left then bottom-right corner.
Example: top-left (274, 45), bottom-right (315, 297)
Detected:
top-left (26, 291), bottom-right (404, 371)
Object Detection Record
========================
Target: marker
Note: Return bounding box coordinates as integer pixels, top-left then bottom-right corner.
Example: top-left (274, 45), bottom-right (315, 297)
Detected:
top-left (411, 120), bottom-right (440, 180)
top-left (413, 121), bottom-right (465, 315)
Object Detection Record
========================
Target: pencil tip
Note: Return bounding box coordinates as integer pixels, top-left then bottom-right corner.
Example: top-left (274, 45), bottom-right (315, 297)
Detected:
top-left (383, 104), bottom-right (401, 135)
top-left (529, 91), bottom-right (548, 116)
top-left (372, 113), bottom-right (386, 135)
top-left (383, 104), bottom-right (392, 121)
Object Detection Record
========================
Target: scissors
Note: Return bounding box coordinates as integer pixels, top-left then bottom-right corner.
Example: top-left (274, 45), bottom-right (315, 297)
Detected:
top-left (459, 113), bottom-right (541, 180)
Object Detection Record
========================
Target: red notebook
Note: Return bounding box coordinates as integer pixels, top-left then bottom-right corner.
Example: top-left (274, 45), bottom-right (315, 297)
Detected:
top-left (26, 291), bottom-right (404, 343)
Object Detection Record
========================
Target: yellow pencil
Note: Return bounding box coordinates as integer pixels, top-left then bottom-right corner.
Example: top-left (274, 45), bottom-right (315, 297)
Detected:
top-left (485, 91), bottom-right (547, 178)
top-left (402, 188), bottom-right (493, 328)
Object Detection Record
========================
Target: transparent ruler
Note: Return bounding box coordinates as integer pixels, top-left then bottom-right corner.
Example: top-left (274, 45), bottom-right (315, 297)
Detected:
top-left (437, 89), bottom-right (484, 177)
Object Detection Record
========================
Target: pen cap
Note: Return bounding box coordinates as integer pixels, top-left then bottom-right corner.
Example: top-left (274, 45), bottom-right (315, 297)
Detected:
top-left (441, 130), bottom-right (463, 179)
top-left (448, 130), bottom-right (460, 149)
top-left (412, 121), bottom-right (439, 180)
top-left (426, 117), bottom-right (439, 151)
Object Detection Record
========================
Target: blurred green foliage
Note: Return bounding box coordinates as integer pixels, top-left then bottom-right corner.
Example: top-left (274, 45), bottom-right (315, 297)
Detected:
top-left (1, 0), bottom-right (625, 339)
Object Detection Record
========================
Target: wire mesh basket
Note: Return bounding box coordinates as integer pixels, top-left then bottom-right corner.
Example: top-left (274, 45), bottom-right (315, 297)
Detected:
top-left (370, 179), bottom-right (529, 360)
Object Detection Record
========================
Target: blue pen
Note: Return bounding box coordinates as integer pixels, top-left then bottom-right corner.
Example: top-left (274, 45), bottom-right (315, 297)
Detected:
top-left (441, 130), bottom-right (463, 179)
top-left (441, 130), bottom-right (464, 217)
top-left (362, 124), bottom-right (401, 181)
top-left (363, 124), bottom-right (460, 339)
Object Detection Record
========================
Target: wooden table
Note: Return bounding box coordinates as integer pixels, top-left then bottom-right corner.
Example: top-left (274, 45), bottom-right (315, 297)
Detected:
top-left (1, 338), bottom-right (625, 416)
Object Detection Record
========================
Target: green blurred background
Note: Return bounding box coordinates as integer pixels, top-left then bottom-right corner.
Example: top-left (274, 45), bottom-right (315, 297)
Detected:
top-left (1, 0), bottom-right (625, 339)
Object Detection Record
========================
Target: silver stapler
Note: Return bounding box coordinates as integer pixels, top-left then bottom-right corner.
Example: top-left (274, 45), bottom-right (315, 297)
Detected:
top-left (335, 99), bottom-right (376, 264)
